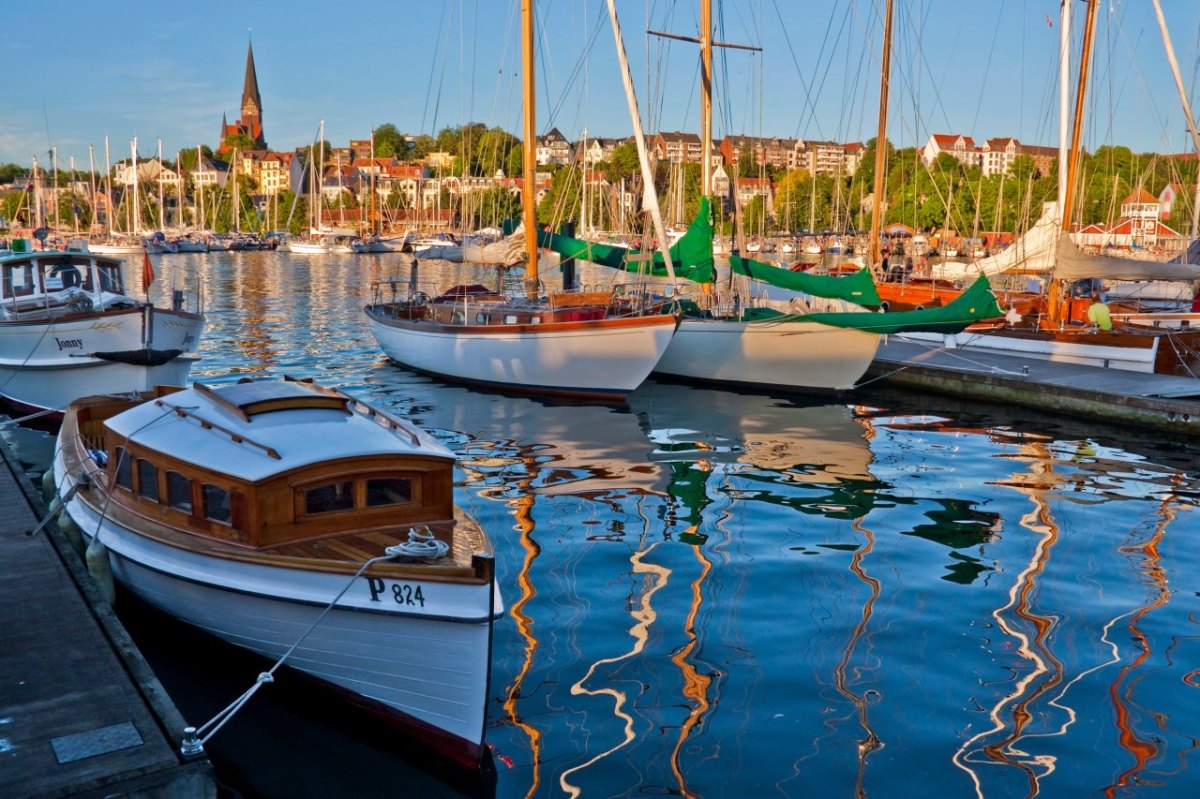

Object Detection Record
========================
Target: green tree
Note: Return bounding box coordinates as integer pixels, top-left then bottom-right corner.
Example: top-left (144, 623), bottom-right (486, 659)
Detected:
top-left (373, 124), bottom-right (407, 159)
top-left (473, 187), bottom-right (521, 227)
top-left (221, 132), bottom-right (260, 154)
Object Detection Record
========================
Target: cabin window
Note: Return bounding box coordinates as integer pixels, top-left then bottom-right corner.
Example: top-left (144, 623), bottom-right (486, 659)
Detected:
top-left (114, 447), bottom-right (133, 490)
top-left (504, 314), bottom-right (518, 324)
top-left (366, 477), bottom-right (413, 507)
top-left (137, 459), bottom-right (160, 501)
top-left (97, 264), bottom-right (123, 294)
top-left (42, 261), bottom-right (85, 292)
top-left (203, 484), bottom-right (232, 524)
top-left (166, 471), bottom-right (192, 512)
top-left (475, 312), bottom-right (487, 324)
top-left (304, 481), bottom-right (355, 515)
top-left (2, 263), bottom-right (35, 298)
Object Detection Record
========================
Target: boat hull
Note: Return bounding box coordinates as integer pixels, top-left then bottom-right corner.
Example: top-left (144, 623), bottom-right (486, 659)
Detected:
top-left (653, 316), bottom-right (880, 391)
top-left (898, 324), bottom-right (1200, 375)
top-left (366, 308), bottom-right (677, 398)
top-left (54, 468), bottom-right (498, 768)
top-left (0, 306), bottom-right (204, 413)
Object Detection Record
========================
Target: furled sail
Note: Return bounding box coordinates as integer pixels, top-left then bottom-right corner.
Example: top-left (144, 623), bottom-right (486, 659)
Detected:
top-left (1052, 233), bottom-right (1200, 281)
top-left (792, 275), bottom-right (1003, 334)
top-left (728, 256), bottom-right (881, 305)
top-left (536, 197), bottom-right (715, 283)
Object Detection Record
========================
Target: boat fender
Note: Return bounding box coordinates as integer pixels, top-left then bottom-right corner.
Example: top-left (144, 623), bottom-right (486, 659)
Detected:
top-left (42, 470), bottom-right (56, 503)
top-left (85, 536), bottom-right (116, 605)
top-left (57, 512), bottom-right (85, 557)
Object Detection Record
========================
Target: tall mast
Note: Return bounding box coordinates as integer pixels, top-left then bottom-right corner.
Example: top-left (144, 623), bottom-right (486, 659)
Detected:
top-left (522, 0), bottom-right (539, 300)
top-left (1062, 0), bottom-right (1099, 231)
top-left (868, 0), bottom-right (895, 269)
top-left (197, 145), bottom-right (205, 230)
top-left (52, 147), bottom-right (59, 232)
top-left (104, 137), bottom-right (112, 237)
top-left (157, 138), bottom-right (165, 230)
top-left (1057, 0), bottom-right (1071, 224)
top-left (700, 0), bottom-right (713, 197)
top-left (606, 0), bottom-right (674, 277)
top-left (88, 145), bottom-right (97, 237)
top-left (131, 137), bottom-right (139, 235)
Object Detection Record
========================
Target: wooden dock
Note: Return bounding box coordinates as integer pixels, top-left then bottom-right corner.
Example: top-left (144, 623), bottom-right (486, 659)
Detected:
top-left (864, 336), bottom-right (1200, 437)
top-left (0, 437), bottom-right (215, 798)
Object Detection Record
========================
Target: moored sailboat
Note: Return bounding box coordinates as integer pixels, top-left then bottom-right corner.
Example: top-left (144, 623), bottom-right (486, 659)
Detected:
top-left (364, 0), bottom-right (678, 401)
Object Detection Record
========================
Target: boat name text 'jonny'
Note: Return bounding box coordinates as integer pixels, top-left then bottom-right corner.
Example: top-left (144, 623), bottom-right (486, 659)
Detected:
top-left (366, 578), bottom-right (426, 607)
top-left (55, 337), bottom-right (84, 351)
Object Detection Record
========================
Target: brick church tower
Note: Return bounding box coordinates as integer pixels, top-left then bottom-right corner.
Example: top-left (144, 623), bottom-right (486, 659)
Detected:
top-left (218, 41), bottom-right (266, 154)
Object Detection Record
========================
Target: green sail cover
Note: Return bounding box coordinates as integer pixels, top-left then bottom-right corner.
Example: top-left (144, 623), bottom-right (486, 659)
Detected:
top-left (793, 275), bottom-right (1003, 334)
top-left (536, 197), bottom-right (716, 283)
top-left (728, 255), bottom-right (881, 305)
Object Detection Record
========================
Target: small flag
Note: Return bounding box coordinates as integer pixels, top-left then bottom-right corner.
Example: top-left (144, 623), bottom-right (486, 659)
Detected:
top-left (1045, 14), bottom-right (1053, 27)
top-left (142, 250), bottom-right (155, 293)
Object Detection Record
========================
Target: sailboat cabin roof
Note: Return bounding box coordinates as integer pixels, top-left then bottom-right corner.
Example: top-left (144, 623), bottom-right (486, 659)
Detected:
top-left (104, 381), bottom-right (453, 482)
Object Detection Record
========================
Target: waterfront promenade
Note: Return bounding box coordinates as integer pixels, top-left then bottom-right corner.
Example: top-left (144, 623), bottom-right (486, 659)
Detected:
top-left (0, 437), bottom-right (214, 798)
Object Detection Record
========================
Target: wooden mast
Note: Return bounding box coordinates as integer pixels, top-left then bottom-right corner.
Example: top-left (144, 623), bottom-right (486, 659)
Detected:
top-left (868, 0), bottom-right (895, 271)
top-left (1061, 0), bottom-right (1099, 231)
top-left (522, 0), bottom-right (539, 301)
top-left (700, 0), bottom-right (713, 198)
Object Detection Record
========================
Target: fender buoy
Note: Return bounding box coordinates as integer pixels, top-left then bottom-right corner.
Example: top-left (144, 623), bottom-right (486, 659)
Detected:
top-left (85, 536), bottom-right (116, 606)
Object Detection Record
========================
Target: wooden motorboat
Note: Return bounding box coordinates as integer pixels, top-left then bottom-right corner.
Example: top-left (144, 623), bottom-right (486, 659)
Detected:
top-left (0, 243), bottom-right (204, 415)
top-left (53, 378), bottom-right (501, 769)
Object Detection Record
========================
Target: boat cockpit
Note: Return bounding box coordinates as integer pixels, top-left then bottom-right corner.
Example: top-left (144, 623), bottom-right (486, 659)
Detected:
top-left (1, 252), bottom-right (136, 320)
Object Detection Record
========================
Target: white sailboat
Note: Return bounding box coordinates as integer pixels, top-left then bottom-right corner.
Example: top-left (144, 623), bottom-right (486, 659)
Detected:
top-left (363, 0), bottom-right (678, 401)
top-left (607, 0), bottom-right (882, 392)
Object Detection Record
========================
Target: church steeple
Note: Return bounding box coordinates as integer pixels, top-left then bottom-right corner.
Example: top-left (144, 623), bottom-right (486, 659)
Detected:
top-left (217, 39), bottom-right (266, 154)
top-left (241, 41), bottom-right (262, 126)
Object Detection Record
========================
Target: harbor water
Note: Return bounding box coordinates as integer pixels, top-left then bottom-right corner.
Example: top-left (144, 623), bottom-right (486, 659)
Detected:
top-left (2, 251), bottom-right (1198, 798)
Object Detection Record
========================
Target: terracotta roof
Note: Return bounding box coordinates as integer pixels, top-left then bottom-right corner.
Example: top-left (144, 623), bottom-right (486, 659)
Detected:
top-left (1122, 188), bottom-right (1159, 204)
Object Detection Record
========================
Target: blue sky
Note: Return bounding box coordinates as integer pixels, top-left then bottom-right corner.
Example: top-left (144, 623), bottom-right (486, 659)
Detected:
top-left (4, 0), bottom-right (1200, 169)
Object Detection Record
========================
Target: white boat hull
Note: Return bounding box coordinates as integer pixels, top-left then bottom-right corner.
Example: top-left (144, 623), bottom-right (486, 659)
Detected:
top-left (897, 329), bottom-right (1160, 373)
top-left (284, 240), bottom-right (353, 254)
top-left (0, 307), bottom-right (204, 412)
top-left (367, 311), bottom-right (677, 398)
top-left (53, 472), bottom-right (498, 761)
top-left (654, 316), bottom-right (880, 391)
top-left (88, 242), bottom-right (145, 255)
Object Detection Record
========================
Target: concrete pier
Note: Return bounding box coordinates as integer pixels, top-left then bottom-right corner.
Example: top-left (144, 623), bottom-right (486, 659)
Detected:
top-left (865, 337), bottom-right (1200, 438)
top-left (0, 436), bottom-right (215, 798)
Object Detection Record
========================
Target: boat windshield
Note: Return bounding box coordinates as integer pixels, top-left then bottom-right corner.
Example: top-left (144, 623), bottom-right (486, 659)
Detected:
top-left (40, 259), bottom-right (95, 293)
top-left (97, 263), bottom-right (124, 294)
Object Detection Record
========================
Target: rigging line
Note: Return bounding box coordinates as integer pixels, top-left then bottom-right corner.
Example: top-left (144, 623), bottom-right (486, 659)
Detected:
top-left (419, 3), bottom-right (450, 135)
top-left (966, 0), bottom-right (1010, 140)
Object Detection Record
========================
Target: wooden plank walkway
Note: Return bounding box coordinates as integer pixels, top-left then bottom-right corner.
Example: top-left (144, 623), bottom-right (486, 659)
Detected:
top-left (864, 337), bottom-right (1200, 438)
top-left (0, 437), bottom-right (215, 798)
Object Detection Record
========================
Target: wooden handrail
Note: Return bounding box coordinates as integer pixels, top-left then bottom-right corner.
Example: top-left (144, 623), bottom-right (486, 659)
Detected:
top-left (155, 400), bottom-right (282, 459)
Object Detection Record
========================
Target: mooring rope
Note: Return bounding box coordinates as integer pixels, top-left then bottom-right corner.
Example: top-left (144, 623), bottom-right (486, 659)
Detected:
top-left (185, 550), bottom-right (403, 753)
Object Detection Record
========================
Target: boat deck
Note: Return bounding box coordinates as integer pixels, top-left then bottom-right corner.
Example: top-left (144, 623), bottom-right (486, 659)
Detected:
top-left (865, 337), bottom-right (1200, 437)
top-left (0, 437), bottom-right (214, 797)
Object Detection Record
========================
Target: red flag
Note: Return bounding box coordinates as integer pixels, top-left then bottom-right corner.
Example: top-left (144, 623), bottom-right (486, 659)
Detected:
top-left (141, 250), bottom-right (155, 293)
